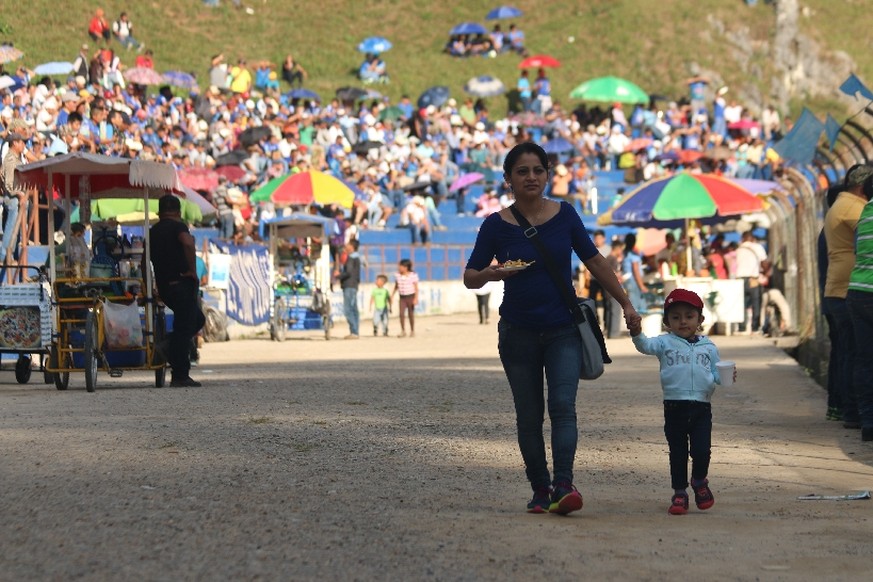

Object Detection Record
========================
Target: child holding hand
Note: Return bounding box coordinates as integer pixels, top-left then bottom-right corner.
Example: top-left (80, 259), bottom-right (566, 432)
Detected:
top-left (629, 288), bottom-right (736, 515)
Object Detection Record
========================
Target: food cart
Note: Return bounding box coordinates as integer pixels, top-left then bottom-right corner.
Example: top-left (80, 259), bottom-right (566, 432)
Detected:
top-left (15, 152), bottom-right (181, 392)
top-left (0, 266), bottom-right (52, 384)
top-left (262, 214), bottom-right (335, 341)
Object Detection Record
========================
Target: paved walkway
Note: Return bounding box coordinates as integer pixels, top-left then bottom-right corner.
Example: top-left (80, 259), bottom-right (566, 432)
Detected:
top-left (1, 314), bottom-right (871, 580)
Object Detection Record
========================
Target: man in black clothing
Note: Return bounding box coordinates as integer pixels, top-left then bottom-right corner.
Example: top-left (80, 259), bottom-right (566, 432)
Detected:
top-left (148, 195), bottom-right (206, 387)
top-left (337, 239), bottom-right (361, 339)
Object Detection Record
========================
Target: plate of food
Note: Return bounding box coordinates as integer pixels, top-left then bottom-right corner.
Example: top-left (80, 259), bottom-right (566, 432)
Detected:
top-left (496, 259), bottom-right (535, 272)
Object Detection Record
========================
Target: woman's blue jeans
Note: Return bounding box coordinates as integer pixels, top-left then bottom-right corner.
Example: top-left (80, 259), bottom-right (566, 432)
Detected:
top-left (498, 319), bottom-right (582, 489)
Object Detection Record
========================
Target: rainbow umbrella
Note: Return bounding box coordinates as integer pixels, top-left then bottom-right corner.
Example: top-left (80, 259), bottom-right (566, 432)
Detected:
top-left (597, 172), bottom-right (764, 228)
top-left (249, 171), bottom-right (354, 208)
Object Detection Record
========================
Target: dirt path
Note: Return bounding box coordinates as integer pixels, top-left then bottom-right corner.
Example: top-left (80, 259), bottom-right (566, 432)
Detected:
top-left (2, 314), bottom-right (871, 581)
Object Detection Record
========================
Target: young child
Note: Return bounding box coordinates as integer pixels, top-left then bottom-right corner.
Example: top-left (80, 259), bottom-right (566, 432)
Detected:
top-left (370, 274), bottom-right (390, 336)
top-left (391, 259), bottom-right (419, 337)
top-left (629, 288), bottom-right (735, 515)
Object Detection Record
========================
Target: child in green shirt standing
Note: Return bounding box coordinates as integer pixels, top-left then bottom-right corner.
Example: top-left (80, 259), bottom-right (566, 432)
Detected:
top-left (370, 274), bottom-right (391, 336)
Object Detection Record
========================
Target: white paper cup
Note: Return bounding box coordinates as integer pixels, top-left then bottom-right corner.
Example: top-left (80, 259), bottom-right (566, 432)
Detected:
top-left (716, 361), bottom-right (736, 386)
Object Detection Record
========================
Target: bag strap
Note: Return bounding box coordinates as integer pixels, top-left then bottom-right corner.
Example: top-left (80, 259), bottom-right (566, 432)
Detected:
top-left (509, 203), bottom-right (582, 320)
top-left (509, 203), bottom-right (611, 363)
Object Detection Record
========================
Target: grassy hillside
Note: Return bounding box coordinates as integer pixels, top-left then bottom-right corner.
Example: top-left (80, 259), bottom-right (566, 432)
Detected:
top-left (2, 0), bottom-right (872, 117)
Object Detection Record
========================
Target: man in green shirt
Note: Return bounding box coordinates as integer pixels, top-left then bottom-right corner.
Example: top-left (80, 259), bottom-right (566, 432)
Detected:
top-left (847, 176), bottom-right (873, 442)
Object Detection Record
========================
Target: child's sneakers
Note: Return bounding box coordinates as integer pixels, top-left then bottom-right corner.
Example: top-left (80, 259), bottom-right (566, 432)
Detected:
top-left (668, 492), bottom-right (689, 515)
top-left (691, 478), bottom-right (715, 510)
top-left (548, 481), bottom-right (583, 515)
top-left (526, 486), bottom-right (552, 514)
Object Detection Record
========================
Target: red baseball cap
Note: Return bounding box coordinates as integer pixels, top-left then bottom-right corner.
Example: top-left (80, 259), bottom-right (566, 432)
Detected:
top-left (664, 288), bottom-right (704, 310)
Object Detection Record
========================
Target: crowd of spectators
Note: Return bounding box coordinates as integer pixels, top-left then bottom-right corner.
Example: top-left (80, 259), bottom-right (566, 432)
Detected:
top-left (0, 9), bottom-right (786, 252)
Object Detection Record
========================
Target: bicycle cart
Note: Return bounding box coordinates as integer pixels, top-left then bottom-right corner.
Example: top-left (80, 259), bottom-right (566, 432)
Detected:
top-left (0, 266), bottom-right (52, 385)
top-left (16, 153), bottom-right (181, 391)
top-left (262, 214), bottom-right (335, 341)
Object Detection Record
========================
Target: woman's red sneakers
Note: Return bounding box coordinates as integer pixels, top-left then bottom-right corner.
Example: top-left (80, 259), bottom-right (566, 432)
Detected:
top-left (548, 481), bottom-right (583, 515)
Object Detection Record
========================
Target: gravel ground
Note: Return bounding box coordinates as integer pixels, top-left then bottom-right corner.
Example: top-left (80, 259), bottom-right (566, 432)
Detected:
top-left (2, 314), bottom-right (873, 581)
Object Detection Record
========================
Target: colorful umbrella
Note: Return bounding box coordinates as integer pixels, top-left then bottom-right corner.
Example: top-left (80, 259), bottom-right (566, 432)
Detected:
top-left (34, 61), bottom-right (75, 76)
top-left (163, 71), bottom-right (198, 90)
top-left (214, 165), bottom-right (246, 182)
top-left (518, 54), bottom-right (561, 69)
top-left (450, 22), bottom-right (487, 36)
top-left (636, 227), bottom-right (671, 257)
top-left (486, 6), bottom-right (523, 20)
top-left (570, 76), bottom-right (649, 105)
top-left (178, 168), bottom-right (220, 191)
top-left (678, 150), bottom-right (704, 165)
top-left (541, 136), bottom-right (574, 154)
top-left (379, 105), bottom-right (405, 122)
top-left (358, 37), bottom-right (392, 54)
top-left (418, 85), bottom-right (450, 109)
top-left (464, 75), bottom-right (505, 98)
top-left (624, 137), bottom-right (653, 152)
top-left (124, 66), bottom-right (165, 86)
top-left (336, 86), bottom-right (368, 102)
top-left (0, 45), bottom-right (24, 65)
top-left (597, 172), bottom-right (764, 228)
top-left (285, 88), bottom-right (320, 101)
top-left (450, 172), bottom-right (485, 192)
top-left (250, 171), bottom-right (354, 209)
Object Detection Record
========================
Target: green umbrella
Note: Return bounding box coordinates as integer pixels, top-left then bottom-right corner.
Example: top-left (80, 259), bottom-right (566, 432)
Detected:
top-left (379, 105), bottom-right (404, 122)
top-left (569, 76), bottom-right (649, 105)
top-left (70, 197), bottom-right (203, 224)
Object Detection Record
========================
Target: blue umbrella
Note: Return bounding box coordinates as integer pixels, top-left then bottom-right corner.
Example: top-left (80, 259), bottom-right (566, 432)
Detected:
top-left (541, 137), bottom-right (575, 154)
top-left (464, 75), bottom-right (506, 98)
top-left (162, 71), bottom-right (198, 90)
top-left (33, 61), bottom-right (74, 76)
top-left (450, 22), bottom-right (487, 36)
top-left (357, 36), bottom-right (392, 54)
top-left (285, 88), bottom-right (321, 101)
top-left (417, 86), bottom-right (450, 109)
top-left (485, 6), bottom-right (523, 20)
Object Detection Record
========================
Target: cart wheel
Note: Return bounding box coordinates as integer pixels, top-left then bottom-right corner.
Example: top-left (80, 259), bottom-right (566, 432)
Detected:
top-left (84, 310), bottom-right (99, 393)
top-left (271, 298), bottom-right (288, 342)
top-left (50, 345), bottom-right (70, 391)
top-left (15, 356), bottom-right (32, 384)
top-left (41, 352), bottom-right (53, 384)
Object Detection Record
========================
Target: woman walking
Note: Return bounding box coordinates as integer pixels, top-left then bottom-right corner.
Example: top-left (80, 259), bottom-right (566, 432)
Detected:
top-left (464, 142), bottom-right (641, 514)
